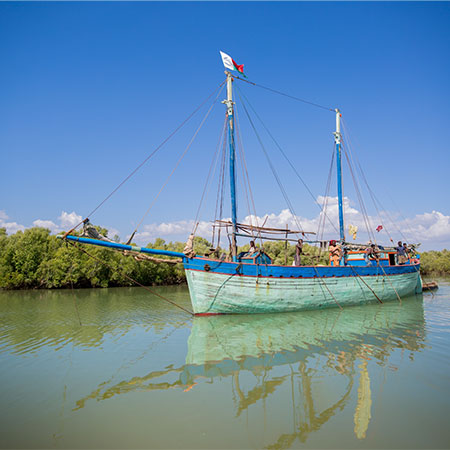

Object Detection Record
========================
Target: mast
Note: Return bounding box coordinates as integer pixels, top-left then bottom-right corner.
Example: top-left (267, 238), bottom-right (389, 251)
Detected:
top-left (223, 71), bottom-right (238, 260)
top-left (334, 108), bottom-right (345, 242)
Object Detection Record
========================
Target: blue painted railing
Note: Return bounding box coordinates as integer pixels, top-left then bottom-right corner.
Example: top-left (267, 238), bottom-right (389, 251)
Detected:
top-left (61, 235), bottom-right (186, 259)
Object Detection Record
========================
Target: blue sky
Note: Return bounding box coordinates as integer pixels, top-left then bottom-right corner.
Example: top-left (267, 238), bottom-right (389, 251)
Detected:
top-left (1, 2), bottom-right (449, 250)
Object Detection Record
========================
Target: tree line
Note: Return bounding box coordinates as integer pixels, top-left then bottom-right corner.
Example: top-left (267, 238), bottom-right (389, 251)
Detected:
top-left (0, 227), bottom-right (447, 290)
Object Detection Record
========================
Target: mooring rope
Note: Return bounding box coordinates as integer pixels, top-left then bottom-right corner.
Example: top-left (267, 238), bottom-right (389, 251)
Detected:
top-left (66, 240), bottom-right (194, 316)
top-left (376, 261), bottom-right (402, 304)
top-left (68, 255), bottom-right (83, 326)
top-left (348, 265), bottom-right (383, 304)
top-left (312, 267), bottom-right (343, 310)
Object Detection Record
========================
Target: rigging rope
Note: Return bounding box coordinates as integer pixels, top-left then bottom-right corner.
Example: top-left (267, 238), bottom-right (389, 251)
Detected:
top-left (192, 116), bottom-right (228, 234)
top-left (236, 86), bottom-right (339, 235)
top-left (341, 118), bottom-right (416, 245)
top-left (376, 261), bottom-right (402, 304)
top-left (66, 240), bottom-right (194, 316)
top-left (126, 84), bottom-right (226, 243)
top-left (340, 120), bottom-right (395, 244)
top-left (63, 80), bottom-right (226, 237)
top-left (212, 127), bottom-right (228, 249)
top-left (386, 193), bottom-right (420, 244)
top-left (235, 115), bottom-right (256, 237)
top-left (234, 105), bottom-right (265, 246)
top-left (237, 90), bottom-right (306, 236)
top-left (317, 148), bottom-right (335, 253)
top-left (342, 145), bottom-right (376, 243)
top-left (234, 75), bottom-right (335, 112)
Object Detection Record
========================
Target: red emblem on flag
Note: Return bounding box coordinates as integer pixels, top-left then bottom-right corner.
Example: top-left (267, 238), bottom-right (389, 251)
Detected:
top-left (376, 225), bottom-right (383, 232)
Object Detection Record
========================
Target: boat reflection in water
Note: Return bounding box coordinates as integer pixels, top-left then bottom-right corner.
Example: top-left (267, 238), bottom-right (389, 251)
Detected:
top-left (75, 295), bottom-right (426, 445)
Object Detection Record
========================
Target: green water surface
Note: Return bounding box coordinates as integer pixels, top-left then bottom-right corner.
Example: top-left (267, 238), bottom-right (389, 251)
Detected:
top-left (1, 281), bottom-right (449, 449)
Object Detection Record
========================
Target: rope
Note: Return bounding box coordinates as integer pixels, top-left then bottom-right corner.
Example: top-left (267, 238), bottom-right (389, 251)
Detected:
top-left (234, 108), bottom-right (256, 237)
top-left (233, 75), bottom-right (335, 112)
top-left (127, 84), bottom-right (226, 243)
top-left (192, 115), bottom-right (227, 234)
top-left (237, 90), bottom-right (306, 235)
top-left (317, 148), bottom-right (336, 243)
top-left (68, 255), bottom-right (82, 326)
top-left (341, 118), bottom-right (416, 244)
top-left (342, 145), bottom-right (375, 243)
top-left (212, 129), bottom-right (228, 249)
top-left (204, 273), bottom-right (236, 313)
top-left (341, 125), bottom-right (394, 243)
top-left (312, 267), bottom-right (343, 310)
top-left (124, 251), bottom-right (183, 265)
top-left (63, 81), bottom-right (226, 237)
top-left (234, 105), bottom-right (265, 246)
top-left (376, 261), bottom-right (402, 304)
top-left (348, 266), bottom-right (383, 304)
top-left (66, 240), bottom-right (194, 316)
top-left (236, 86), bottom-right (339, 235)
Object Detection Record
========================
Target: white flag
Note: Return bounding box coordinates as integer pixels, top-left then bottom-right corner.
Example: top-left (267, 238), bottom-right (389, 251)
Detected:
top-left (220, 51), bottom-right (235, 71)
top-left (219, 51), bottom-right (244, 74)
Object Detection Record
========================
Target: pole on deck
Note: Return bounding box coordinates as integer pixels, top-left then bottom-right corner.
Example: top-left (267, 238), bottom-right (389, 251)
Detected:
top-left (223, 71), bottom-right (238, 260)
top-left (285, 224), bottom-right (288, 265)
top-left (334, 108), bottom-right (345, 242)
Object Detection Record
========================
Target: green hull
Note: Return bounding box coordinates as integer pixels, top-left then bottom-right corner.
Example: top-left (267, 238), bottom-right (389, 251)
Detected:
top-left (185, 268), bottom-right (422, 314)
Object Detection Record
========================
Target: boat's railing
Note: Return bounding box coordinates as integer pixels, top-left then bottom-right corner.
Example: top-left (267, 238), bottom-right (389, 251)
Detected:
top-left (59, 235), bottom-right (186, 259)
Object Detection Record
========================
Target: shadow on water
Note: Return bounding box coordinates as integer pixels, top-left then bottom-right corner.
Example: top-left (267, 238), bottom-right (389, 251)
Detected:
top-left (70, 292), bottom-right (426, 447)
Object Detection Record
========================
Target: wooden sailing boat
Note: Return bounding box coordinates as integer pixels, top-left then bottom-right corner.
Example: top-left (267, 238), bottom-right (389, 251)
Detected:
top-left (63, 59), bottom-right (422, 315)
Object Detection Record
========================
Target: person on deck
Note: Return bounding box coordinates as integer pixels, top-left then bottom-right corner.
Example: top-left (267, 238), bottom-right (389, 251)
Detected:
top-left (247, 240), bottom-right (258, 255)
top-left (365, 244), bottom-right (380, 265)
top-left (81, 218), bottom-right (113, 242)
top-left (403, 242), bottom-right (411, 261)
top-left (294, 239), bottom-right (303, 266)
top-left (329, 240), bottom-right (342, 266)
top-left (396, 241), bottom-right (408, 265)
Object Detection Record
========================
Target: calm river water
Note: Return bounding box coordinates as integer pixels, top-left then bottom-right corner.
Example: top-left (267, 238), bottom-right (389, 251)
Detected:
top-left (1, 280), bottom-right (449, 449)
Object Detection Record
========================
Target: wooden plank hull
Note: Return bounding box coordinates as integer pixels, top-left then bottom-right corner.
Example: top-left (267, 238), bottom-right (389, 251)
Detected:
top-left (184, 259), bottom-right (422, 314)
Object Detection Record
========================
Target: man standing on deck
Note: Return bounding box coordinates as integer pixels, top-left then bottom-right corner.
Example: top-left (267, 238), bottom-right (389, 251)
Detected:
top-left (294, 239), bottom-right (303, 266)
top-left (329, 240), bottom-right (342, 266)
top-left (365, 244), bottom-right (380, 265)
top-left (396, 241), bottom-right (408, 265)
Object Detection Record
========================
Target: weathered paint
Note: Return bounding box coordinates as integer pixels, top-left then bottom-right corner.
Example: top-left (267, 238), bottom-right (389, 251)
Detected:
top-left (184, 257), bottom-right (422, 314)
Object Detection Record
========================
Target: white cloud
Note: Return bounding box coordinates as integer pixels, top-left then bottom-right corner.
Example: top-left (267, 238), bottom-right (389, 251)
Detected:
top-left (133, 196), bottom-right (450, 250)
top-left (405, 211), bottom-right (450, 243)
top-left (1, 201), bottom-right (449, 250)
top-left (1, 210), bottom-right (84, 236)
top-left (59, 211), bottom-right (83, 229)
top-left (0, 210), bottom-right (26, 234)
top-left (32, 219), bottom-right (59, 233)
top-left (135, 219), bottom-right (212, 244)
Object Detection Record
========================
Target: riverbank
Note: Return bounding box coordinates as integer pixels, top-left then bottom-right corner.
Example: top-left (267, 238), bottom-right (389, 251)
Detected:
top-left (1, 227), bottom-right (448, 289)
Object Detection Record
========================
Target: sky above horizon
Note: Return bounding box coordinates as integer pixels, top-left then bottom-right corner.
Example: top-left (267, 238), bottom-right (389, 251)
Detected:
top-left (1, 2), bottom-right (449, 251)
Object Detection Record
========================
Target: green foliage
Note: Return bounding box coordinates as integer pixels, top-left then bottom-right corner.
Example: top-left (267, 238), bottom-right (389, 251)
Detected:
top-left (2, 226), bottom-right (446, 290)
top-left (419, 249), bottom-right (450, 275)
top-left (0, 227), bottom-right (187, 290)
